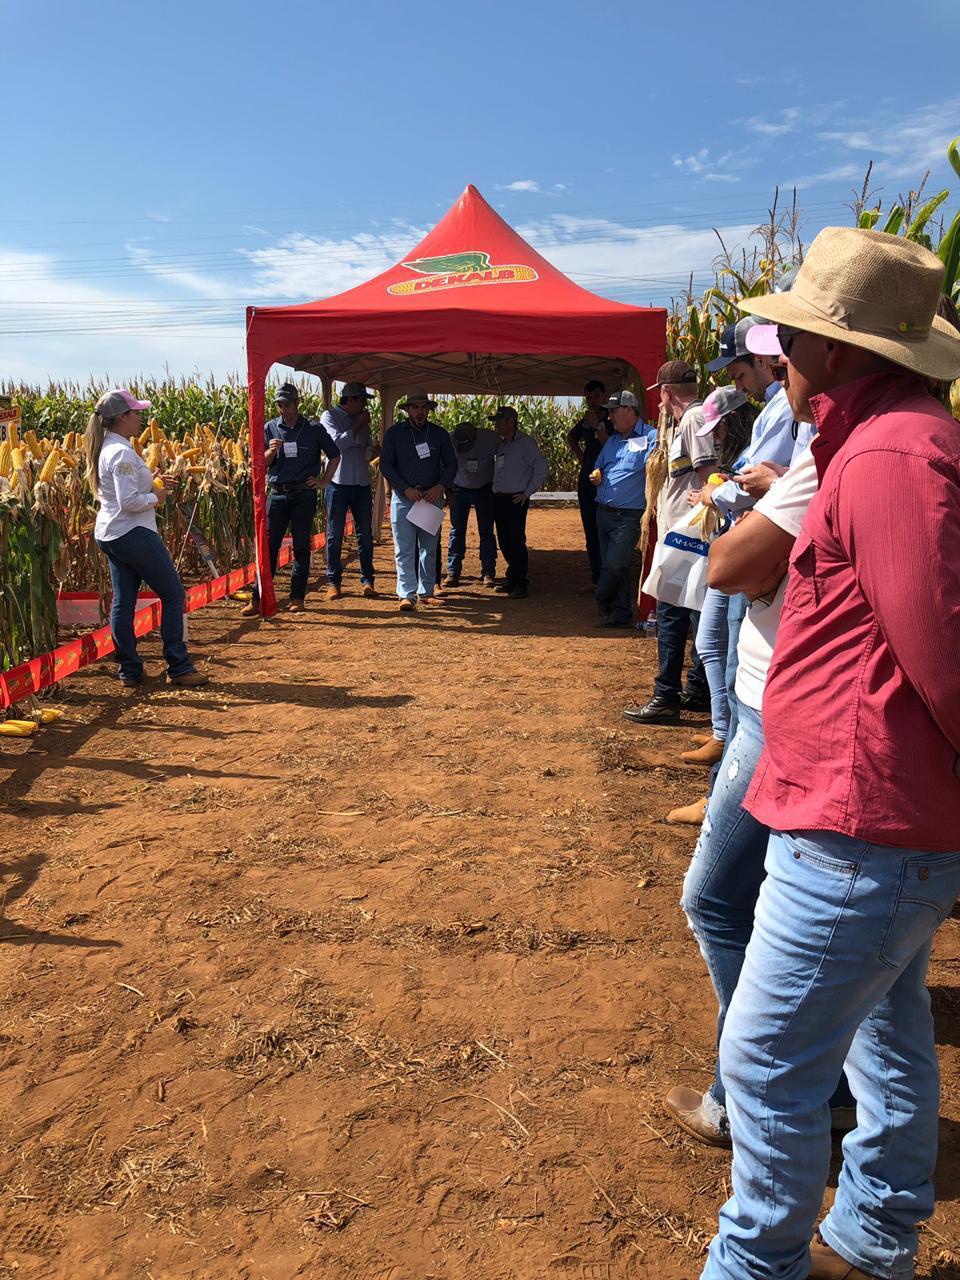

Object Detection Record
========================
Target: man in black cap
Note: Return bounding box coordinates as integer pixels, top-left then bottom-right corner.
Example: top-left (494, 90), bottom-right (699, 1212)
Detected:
top-left (490, 406), bottom-right (548, 599)
top-left (623, 361), bottom-right (715, 722)
top-left (320, 381), bottom-right (379, 600)
top-left (567, 379), bottom-right (610, 588)
top-left (241, 382), bottom-right (340, 616)
top-left (443, 421), bottom-right (499, 587)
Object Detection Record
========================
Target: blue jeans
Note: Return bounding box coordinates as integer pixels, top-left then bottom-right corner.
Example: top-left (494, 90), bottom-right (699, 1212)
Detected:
top-left (595, 505), bottom-right (643, 623)
top-left (447, 484), bottom-right (496, 578)
top-left (696, 587), bottom-right (731, 741)
top-left (723, 591), bottom-right (748, 750)
top-left (654, 600), bottom-right (707, 702)
top-left (326, 482), bottom-right (374, 586)
top-left (577, 476), bottom-right (602, 583)
top-left (96, 527), bottom-right (193, 680)
top-left (390, 493), bottom-right (442, 599)
top-left (702, 830), bottom-right (960, 1280)
top-left (252, 488), bottom-right (318, 602)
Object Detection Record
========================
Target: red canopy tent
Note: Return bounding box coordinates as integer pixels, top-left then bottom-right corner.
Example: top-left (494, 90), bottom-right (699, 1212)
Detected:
top-left (245, 184), bottom-right (666, 614)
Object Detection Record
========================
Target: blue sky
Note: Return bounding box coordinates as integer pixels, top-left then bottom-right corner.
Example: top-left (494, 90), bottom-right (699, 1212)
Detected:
top-left (3, 0), bottom-right (958, 384)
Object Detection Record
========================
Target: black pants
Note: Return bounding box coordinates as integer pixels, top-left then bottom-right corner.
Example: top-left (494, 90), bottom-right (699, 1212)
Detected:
top-left (493, 493), bottom-right (529, 588)
top-left (252, 488), bottom-right (318, 602)
top-left (653, 599), bottom-right (708, 702)
top-left (577, 477), bottom-right (602, 583)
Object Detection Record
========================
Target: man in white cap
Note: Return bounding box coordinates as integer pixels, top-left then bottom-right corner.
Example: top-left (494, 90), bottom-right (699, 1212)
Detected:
top-left (489, 405), bottom-right (548, 598)
top-left (697, 228), bottom-right (960, 1280)
top-left (320, 381), bottom-right (379, 599)
top-left (379, 389), bottom-right (457, 611)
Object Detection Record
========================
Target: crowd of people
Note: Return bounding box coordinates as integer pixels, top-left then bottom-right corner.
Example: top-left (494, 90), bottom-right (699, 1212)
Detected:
top-left (81, 225), bottom-right (960, 1280)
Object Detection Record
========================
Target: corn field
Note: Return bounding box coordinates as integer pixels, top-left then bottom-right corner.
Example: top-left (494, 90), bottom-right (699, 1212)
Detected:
top-left (3, 141), bottom-right (959, 677)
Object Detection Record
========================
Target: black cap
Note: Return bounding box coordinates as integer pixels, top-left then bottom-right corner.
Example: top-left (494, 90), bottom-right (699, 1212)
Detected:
top-left (706, 318), bottom-right (759, 372)
top-left (488, 405), bottom-right (518, 422)
top-left (275, 382), bottom-right (299, 403)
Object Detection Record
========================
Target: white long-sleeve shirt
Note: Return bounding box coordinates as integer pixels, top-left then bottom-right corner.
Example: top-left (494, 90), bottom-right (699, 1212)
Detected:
top-left (93, 431), bottom-right (160, 541)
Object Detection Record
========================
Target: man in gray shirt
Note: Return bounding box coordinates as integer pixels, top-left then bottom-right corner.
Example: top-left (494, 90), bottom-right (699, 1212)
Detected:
top-left (490, 406), bottom-right (548, 599)
top-left (443, 421), bottom-right (499, 588)
top-left (320, 381), bottom-right (378, 599)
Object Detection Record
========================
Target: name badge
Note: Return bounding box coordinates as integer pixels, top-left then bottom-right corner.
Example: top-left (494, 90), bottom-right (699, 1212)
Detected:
top-left (282, 441), bottom-right (298, 458)
top-left (465, 459), bottom-right (479, 474)
top-left (626, 437), bottom-right (648, 454)
top-left (415, 441), bottom-right (431, 460)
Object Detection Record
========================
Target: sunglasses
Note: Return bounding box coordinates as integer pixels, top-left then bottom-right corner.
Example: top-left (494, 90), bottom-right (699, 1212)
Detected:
top-left (776, 325), bottom-right (804, 360)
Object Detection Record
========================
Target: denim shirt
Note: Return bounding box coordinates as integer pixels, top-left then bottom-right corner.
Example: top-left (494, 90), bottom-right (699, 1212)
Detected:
top-left (595, 426), bottom-right (655, 510)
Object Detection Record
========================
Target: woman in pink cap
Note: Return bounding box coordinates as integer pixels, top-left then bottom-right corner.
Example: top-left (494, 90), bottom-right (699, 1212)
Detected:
top-left (85, 388), bottom-right (208, 690)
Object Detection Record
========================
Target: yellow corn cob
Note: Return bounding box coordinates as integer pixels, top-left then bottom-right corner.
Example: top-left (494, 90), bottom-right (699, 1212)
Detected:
top-left (37, 449), bottom-right (60, 485)
top-left (138, 423), bottom-right (154, 446)
top-left (58, 451), bottom-right (78, 470)
top-left (25, 431), bottom-right (41, 454)
top-left (180, 446), bottom-right (204, 461)
top-left (37, 708), bottom-right (64, 723)
top-left (11, 446), bottom-right (26, 472)
top-left (0, 722), bottom-right (36, 737)
top-left (144, 442), bottom-right (162, 472)
top-left (150, 421), bottom-right (164, 444)
top-left (63, 431), bottom-right (76, 450)
top-left (153, 476), bottom-right (166, 495)
top-left (203, 424), bottom-right (217, 446)
top-left (0, 440), bottom-right (10, 476)
top-left (133, 438), bottom-right (143, 457)
top-left (7, 421), bottom-right (19, 449)
top-left (186, 465), bottom-right (207, 476)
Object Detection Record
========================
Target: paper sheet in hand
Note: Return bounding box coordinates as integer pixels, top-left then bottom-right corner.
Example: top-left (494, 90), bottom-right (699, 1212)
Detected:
top-left (405, 499), bottom-right (444, 536)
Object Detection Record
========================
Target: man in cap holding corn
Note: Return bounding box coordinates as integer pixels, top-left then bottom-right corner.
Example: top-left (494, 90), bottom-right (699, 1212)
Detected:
top-left (379, 389), bottom-right (457, 611)
top-left (697, 228), bottom-right (960, 1280)
top-left (321, 381), bottom-right (379, 599)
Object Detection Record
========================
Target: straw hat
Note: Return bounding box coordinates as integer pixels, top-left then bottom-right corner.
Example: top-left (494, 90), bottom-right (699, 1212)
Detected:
top-left (739, 227), bottom-right (960, 382)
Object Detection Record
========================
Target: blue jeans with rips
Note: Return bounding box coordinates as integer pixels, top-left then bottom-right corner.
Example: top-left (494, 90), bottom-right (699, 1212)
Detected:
top-left (701, 830), bottom-right (960, 1280)
top-left (97, 526), bottom-right (193, 681)
top-left (325, 482), bottom-right (374, 586)
top-left (390, 492), bottom-right (441, 599)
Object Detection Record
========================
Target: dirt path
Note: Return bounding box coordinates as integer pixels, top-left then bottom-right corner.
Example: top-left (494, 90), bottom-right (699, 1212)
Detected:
top-left (2, 509), bottom-right (958, 1280)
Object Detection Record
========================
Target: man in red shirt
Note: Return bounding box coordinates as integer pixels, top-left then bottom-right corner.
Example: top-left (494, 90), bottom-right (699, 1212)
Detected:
top-left (699, 228), bottom-right (960, 1280)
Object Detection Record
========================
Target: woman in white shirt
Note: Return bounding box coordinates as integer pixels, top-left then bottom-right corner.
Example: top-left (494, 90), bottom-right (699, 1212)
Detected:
top-left (85, 388), bottom-right (207, 690)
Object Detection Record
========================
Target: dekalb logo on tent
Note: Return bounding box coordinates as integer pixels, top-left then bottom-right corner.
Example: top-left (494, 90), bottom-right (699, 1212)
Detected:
top-left (387, 251), bottom-right (538, 296)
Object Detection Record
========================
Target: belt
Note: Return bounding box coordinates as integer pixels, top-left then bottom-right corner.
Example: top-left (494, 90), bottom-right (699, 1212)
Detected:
top-left (269, 482), bottom-right (316, 494)
top-left (598, 502), bottom-right (644, 514)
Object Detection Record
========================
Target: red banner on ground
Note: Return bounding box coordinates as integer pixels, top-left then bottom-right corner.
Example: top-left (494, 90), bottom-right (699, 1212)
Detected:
top-left (0, 531), bottom-right (331, 709)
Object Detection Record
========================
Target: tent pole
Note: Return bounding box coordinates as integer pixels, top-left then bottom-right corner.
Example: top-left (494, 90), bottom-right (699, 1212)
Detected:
top-left (321, 376), bottom-right (332, 410)
top-left (245, 325), bottom-right (277, 617)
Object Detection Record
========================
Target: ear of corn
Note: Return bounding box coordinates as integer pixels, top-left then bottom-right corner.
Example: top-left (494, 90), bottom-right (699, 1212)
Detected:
top-left (0, 721), bottom-right (37, 736)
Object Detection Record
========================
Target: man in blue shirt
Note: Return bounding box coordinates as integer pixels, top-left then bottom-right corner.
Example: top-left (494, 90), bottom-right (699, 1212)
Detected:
top-left (566, 379), bottom-right (611, 587)
top-left (591, 390), bottom-right (654, 627)
top-left (241, 382), bottom-right (340, 616)
top-left (490, 406), bottom-right (549, 599)
top-left (320, 381), bottom-right (379, 600)
top-left (379, 389), bottom-right (458, 611)
top-left (443, 421), bottom-right (499, 588)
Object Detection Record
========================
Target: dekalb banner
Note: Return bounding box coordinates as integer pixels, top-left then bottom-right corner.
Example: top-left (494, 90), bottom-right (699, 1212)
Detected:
top-left (387, 251), bottom-right (538, 296)
top-left (0, 396), bottom-right (21, 443)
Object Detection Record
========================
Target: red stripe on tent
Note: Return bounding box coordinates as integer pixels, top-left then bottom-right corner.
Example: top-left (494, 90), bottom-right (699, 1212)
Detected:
top-left (0, 528), bottom-right (339, 710)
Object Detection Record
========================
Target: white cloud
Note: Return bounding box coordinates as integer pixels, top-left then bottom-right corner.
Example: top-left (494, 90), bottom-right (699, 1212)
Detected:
top-left (672, 147), bottom-right (741, 183)
top-left (242, 226), bottom-right (425, 300)
top-left (125, 244), bottom-right (238, 299)
top-left (495, 179), bottom-right (541, 193)
top-left (742, 107), bottom-right (801, 137)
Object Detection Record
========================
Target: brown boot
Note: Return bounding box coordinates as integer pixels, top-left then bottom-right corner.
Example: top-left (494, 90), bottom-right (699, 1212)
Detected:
top-left (663, 1087), bottom-right (731, 1148)
top-left (666, 797), bottom-right (708, 825)
top-left (398, 598), bottom-right (416, 612)
top-left (681, 738), bottom-right (725, 766)
top-left (482, 574), bottom-right (496, 588)
top-left (362, 583), bottom-right (377, 598)
top-left (288, 599), bottom-right (305, 613)
top-left (166, 671), bottom-right (209, 689)
top-left (442, 574), bottom-right (460, 588)
top-left (325, 585), bottom-right (342, 601)
top-left (809, 1234), bottom-right (881, 1279)
top-left (240, 602), bottom-right (259, 618)
top-left (691, 732), bottom-right (713, 746)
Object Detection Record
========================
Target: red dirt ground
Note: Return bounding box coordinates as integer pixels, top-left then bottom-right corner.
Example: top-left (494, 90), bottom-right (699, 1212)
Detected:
top-left (1, 508), bottom-right (958, 1279)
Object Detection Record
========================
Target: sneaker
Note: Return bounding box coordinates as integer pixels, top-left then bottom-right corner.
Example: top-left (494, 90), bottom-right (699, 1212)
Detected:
top-left (166, 671), bottom-right (209, 689)
top-left (325, 585), bottom-right (342, 601)
top-left (398, 598), bottom-right (416, 612)
top-left (494, 583), bottom-right (512, 594)
top-left (240, 602), bottom-right (259, 618)
top-left (287, 599), bottom-right (305, 613)
top-left (681, 738), bottom-right (725, 766)
top-left (482, 574), bottom-right (496, 588)
top-left (442, 574), bottom-right (460, 588)
top-left (809, 1233), bottom-right (881, 1279)
top-left (362, 583), bottom-right (377, 598)
top-left (666, 797), bottom-right (708, 825)
top-left (663, 1087), bottom-right (731, 1148)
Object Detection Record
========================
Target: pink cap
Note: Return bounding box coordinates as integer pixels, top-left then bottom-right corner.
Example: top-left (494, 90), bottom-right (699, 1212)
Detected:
top-left (95, 387), bottom-right (151, 417)
top-left (745, 323), bottom-right (783, 358)
top-left (696, 386), bottom-right (746, 436)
